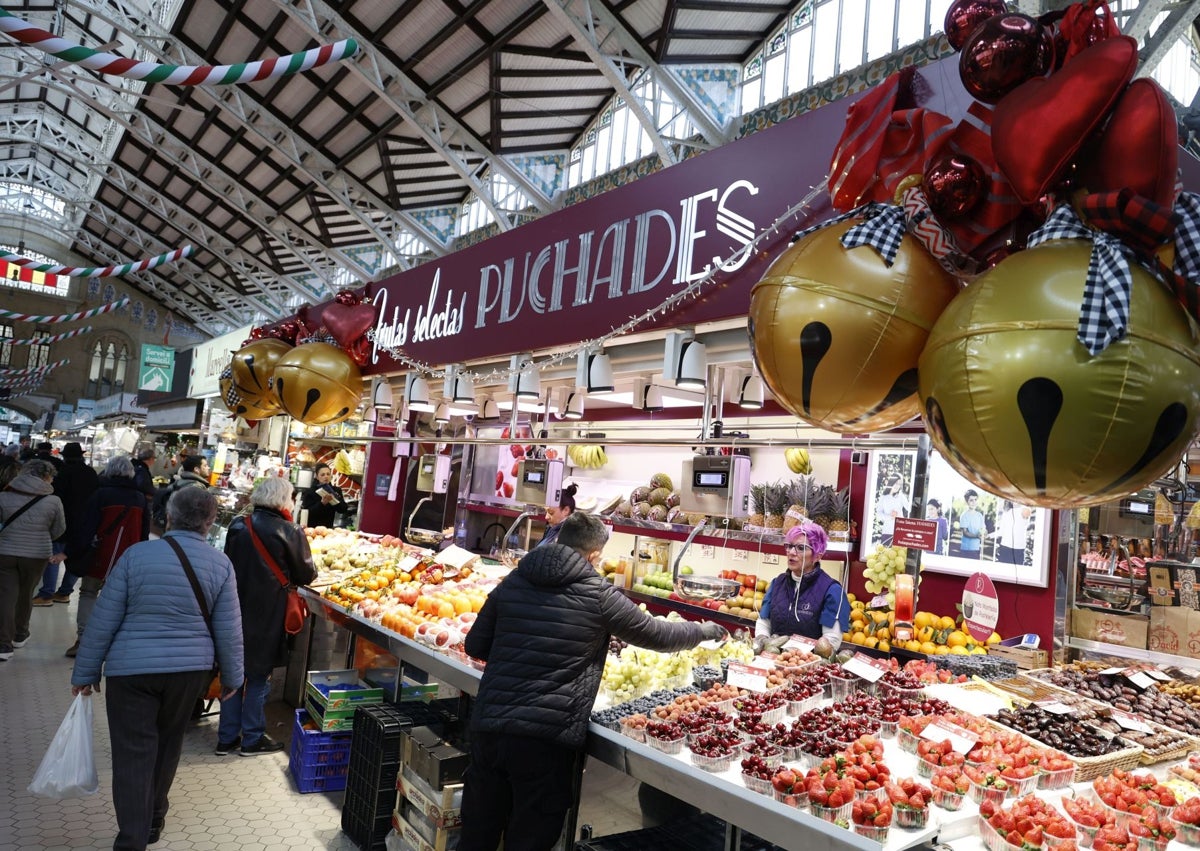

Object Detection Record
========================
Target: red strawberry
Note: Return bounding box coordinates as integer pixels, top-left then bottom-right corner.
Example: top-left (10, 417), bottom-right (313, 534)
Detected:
top-left (495, 471), bottom-right (504, 489)
top-left (502, 482), bottom-right (514, 498)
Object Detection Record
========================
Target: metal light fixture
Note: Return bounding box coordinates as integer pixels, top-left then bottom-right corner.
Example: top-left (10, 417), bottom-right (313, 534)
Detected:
top-left (433, 401), bottom-right (450, 425)
top-left (509, 354), bottom-right (540, 399)
top-left (676, 339), bottom-right (707, 389)
top-left (477, 395), bottom-right (501, 420)
top-left (633, 378), bottom-right (664, 412)
top-left (587, 352), bottom-right (613, 393)
top-left (737, 373), bottom-right (765, 410)
top-left (371, 378), bottom-right (393, 411)
top-left (405, 374), bottom-right (435, 412)
top-left (563, 390), bottom-right (584, 420)
top-left (443, 367), bottom-right (477, 416)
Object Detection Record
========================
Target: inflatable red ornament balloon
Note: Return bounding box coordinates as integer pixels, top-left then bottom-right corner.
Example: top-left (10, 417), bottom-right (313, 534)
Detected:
top-left (919, 241), bottom-right (1200, 508)
top-left (959, 13), bottom-right (1053, 103)
top-left (272, 342), bottom-right (363, 426)
top-left (923, 153), bottom-right (987, 219)
top-left (749, 220), bottom-right (959, 433)
top-left (944, 0), bottom-right (1009, 51)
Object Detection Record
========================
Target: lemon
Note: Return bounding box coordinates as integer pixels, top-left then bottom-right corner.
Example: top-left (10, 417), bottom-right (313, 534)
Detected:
top-left (851, 631), bottom-right (867, 645)
top-left (920, 641), bottom-right (937, 655)
top-left (934, 645), bottom-right (950, 655)
top-left (986, 631), bottom-right (1002, 645)
top-left (877, 639), bottom-right (890, 653)
top-left (949, 645), bottom-right (969, 655)
top-left (876, 626), bottom-right (891, 642)
top-left (864, 636), bottom-right (879, 649)
top-left (939, 615), bottom-right (957, 631)
top-left (946, 630), bottom-right (969, 648)
top-left (905, 639), bottom-right (922, 653)
top-left (914, 611), bottom-right (935, 630)
top-left (969, 645), bottom-right (987, 655)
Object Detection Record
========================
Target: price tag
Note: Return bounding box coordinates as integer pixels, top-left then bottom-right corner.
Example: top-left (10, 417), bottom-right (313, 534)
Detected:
top-left (1125, 671), bottom-right (1156, 690)
top-left (1111, 710), bottom-right (1154, 733)
top-left (842, 653), bottom-right (889, 683)
top-left (726, 662), bottom-right (771, 692)
top-left (784, 635), bottom-right (817, 652)
top-left (1100, 667), bottom-right (1125, 676)
top-left (1145, 670), bottom-right (1171, 682)
top-left (748, 655), bottom-right (777, 671)
top-left (869, 594), bottom-right (890, 609)
top-left (1034, 700), bottom-right (1076, 715)
top-left (920, 719), bottom-right (980, 754)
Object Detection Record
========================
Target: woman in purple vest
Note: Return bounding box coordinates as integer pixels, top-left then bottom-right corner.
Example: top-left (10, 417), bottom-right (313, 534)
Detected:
top-left (754, 521), bottom-right (849, 652)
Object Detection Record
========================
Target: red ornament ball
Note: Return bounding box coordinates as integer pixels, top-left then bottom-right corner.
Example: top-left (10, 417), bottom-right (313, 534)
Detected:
top-left (944, 0), bottom-right (1009, 51)
top-left (959, 13), bottom-right (1054, 104)
top-left (923, 153), bottom-right (986, 219)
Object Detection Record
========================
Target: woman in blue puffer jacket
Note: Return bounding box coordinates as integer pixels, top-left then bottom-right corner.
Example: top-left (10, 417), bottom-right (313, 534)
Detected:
top-left (72, 486), bottom-right (243, 851)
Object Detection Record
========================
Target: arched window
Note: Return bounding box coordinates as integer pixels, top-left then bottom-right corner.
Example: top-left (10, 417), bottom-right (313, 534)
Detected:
top-left (0, 324), bottom-right (11, 367)
top-left (86, 335), bottom-right (132, 398)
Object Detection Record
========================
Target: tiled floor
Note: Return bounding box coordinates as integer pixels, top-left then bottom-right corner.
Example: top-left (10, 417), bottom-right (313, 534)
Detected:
top-left (0, 587), bottom-right (643, 850)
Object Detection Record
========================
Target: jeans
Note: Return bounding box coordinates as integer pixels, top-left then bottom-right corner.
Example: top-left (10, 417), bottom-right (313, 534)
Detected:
top-left (36, 542), bottom-right (75, 598)
top-left (77, 576), bottom-right (105, 638)
top-left (0, 554), bottom-right (43, 651)
top-left (216, 673), bottom-right (272, 746)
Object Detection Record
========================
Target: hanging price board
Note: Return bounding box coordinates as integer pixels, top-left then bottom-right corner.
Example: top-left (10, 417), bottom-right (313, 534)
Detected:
top-left (726, 662), bottom-right (770, 692)
top-left (842, 653), bottom-right (889, 683)
top-left (919, 719), bottom-right (980, 754)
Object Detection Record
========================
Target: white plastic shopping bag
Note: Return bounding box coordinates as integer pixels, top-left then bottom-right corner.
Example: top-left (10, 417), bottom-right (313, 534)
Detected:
top-left (28, 693), bottom-right (99, 798)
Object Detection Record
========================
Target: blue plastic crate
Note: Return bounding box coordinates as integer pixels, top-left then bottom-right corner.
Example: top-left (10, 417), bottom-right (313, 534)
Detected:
top-left (289, 759), bottom-right (348, 793)
top-left (293, 708), bottom-right (353, 765)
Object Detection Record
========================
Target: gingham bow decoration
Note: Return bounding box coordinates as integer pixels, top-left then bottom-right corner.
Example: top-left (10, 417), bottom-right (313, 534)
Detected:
top-left (1028, 204), bottom-right (1138, 356)
top-left (792, 203), bottom-right (908, 266)
top-left (1173, 192), bottom-right (1200, 295)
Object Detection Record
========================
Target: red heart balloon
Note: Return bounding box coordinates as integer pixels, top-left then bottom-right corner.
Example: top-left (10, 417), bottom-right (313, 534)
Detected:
top-left (992, 36), bottom-right (1136, 204)
top-left (321, 302), bottom-right (377, 349)
top-left (1077, 78), bottom-right (1179, 209)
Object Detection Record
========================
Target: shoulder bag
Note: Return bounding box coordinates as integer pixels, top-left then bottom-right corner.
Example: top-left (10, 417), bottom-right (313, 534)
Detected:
top-left (245, 515), bottom-right (308, 635)
top-left (0, 493), bottom-right (48, 536)
top-left (164, 537), bottom-right (221, 693)
top-left (66, 506), bottom-right (133, 578)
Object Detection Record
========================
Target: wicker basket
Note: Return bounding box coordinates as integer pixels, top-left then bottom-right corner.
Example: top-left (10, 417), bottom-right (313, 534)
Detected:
top-left (983, 715), bottom-right (1144, 783)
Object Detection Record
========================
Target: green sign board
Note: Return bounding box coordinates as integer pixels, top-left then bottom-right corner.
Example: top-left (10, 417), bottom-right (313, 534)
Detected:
top-left (139, 344), bottom-right (175, 391)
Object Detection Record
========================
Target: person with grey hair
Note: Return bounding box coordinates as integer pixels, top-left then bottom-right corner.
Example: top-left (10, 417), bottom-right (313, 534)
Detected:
top-left (460, 512), bottom-right (726, 849)
top-left (64, 454), bottom-right (151, 657)
top-left (0, 458), bottom-right (65, 661)
top-left (217, 475), bottom-right (315, 756)
top-left (131, 444), bottom-right (157, 500)
top-left (72, 486), bottom-right (243, 849)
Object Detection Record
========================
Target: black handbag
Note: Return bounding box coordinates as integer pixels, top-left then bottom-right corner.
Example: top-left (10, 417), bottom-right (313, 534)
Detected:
top-left (165, 537), bottom-right (221, 694)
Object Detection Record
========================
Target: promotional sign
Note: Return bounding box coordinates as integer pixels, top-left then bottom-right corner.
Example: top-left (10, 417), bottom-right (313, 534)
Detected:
top-left (962, 571), bottom-right (1000, 643)
top-left (892, 517), bottom-right (939, 551)
top-left (138, 344), bottom-right (175, 391)
top-left (187, 324), bottom-right (253, 398)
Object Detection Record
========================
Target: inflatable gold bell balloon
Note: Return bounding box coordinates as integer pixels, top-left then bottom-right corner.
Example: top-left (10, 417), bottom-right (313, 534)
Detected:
top-left (919, 241), bottom-right (1200, 508)
top-left (750, 219), bottom-right (960, 432)
top-left (272, 342), bottom-right (363, 426)
top-left (220, 338), bottom-right (292, 419)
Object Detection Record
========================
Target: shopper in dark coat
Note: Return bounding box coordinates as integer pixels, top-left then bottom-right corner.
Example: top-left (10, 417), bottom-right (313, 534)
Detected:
top-left (64, 456), bottom-right (151, 657)
top-left (32, 441), bottom-right (98, 605)
top-left (131, 445), bottom-right (157, 500)
top-left (460, 512), bottom-right (724, 851)
top-left (217, 476), bottom-right (316, 756)
top-left (299, 462), bottom-right (349, 528)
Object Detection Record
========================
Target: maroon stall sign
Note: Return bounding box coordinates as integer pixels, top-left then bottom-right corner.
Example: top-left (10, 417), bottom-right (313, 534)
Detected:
top-left (892, 516), bottom-right (939, 551)
top-left (344, 58), bottom-right (985, 374)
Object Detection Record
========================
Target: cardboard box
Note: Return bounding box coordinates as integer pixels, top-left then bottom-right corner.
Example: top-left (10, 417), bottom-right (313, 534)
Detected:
top-left (305, 669), bottom-right (384, 710)
top-left (1149, 607), bottom-right (1200, 656)
top-left (400, 725), bottom-right (467, 791)
top-left (1172, 564), bottom-right (1200, 610)
top-left (395, 809), bottom-right (461, 851)
top-left (1071, 608), bottom-right (1148, 649)
top-left (1149, 566), bottom-right (1177, 606)
top-left (303, 695), bottom-right (355, 731)
top-left (399, 764), bottom-right (463, 826)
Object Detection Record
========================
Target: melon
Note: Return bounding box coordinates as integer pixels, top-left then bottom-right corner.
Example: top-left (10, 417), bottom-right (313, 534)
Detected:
top-left (650, 473), bottom-right (674, 491)
top-left (647, 504), bottom-right (669, 522)
top-left (630, 486), bottom-right (651, 504)
top-left (648, 487), bottom-right (671, 506)
top-left (634, 501), bottom-right (653, 518)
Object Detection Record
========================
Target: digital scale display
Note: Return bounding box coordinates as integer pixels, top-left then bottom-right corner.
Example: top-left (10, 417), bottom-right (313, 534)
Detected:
top-left (524, 470), bottom-right (545, 484)
top-left (422, 463), bottom-right (434, 475)
top-left (695, 471), bottom-right (728, 488)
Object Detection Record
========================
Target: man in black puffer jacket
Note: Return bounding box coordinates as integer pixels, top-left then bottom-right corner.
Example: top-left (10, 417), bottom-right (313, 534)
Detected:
top-left (461, 512), bottom-right (725, 850)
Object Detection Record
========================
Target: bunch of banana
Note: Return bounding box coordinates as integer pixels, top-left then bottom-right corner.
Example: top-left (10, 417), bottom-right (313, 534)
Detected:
top-left (567, 444), bottom-right (608, 469)
top-left (333, 449), bottom-right (354, 475)
top-left (785, 447), bottom-right (812, 475)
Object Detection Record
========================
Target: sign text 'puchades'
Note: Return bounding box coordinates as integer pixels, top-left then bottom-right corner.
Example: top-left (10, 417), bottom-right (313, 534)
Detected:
top-left (475, 179), bottom-right (761, 329)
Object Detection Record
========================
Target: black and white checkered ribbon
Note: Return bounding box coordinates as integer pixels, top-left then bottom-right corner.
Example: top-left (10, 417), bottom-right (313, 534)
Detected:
top-left (1174, 192), bottom-right (1200, 286)
top-left (791, 202), bottom-right (907, 266)
top-left (1027, 204), bottom-right (1136, 356)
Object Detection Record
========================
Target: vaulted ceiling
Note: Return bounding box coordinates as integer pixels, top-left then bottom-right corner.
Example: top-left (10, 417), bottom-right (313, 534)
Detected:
top-left (1, 0), bottom-right (1197, 334)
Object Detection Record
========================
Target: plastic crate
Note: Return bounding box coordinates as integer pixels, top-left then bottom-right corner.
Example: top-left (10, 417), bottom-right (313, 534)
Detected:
top-left (289, 752), bottom-right (348, 794)
top-left (341, 794), bottom-right (393, 851)
top-left (293, 709), bottom-right (353, 765)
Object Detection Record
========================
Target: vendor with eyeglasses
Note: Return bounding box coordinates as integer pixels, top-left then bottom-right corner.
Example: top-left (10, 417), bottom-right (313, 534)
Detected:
top-left (754, 521), bottom-right (848, 652)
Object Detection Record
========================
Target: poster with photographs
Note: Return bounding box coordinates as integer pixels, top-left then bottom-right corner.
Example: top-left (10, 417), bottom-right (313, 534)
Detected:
top-left (860, 449), bottom-right (1051, 587)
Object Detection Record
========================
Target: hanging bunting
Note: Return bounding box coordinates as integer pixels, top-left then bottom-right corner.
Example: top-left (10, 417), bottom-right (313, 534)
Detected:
top-left (0, 245), bottom-right (194, 278)
top-left (9, 326), bottom-right (92, 345)
top-left (0, 9), bottom-right (358, 86)
top-left (0, 298), bottom-right (128, 323)
top-left (0, 358), bottom-right (69, 376)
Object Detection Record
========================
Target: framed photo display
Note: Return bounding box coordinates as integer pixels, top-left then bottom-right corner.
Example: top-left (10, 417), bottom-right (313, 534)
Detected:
top-left (859, 449), bottom-right (1051, 587)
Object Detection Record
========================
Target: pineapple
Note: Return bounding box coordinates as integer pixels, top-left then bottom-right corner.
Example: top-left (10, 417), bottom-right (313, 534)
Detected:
top-left (747, 483), bottom-right (766, 529)
top-left (809, 484), bottom-right (836, 531)
top-left (783, 476), bottom-right (812, 532)
top-left (826, 487), bottom-right (851, 540)
top-left (764, 481), bottom-right (789, 530)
